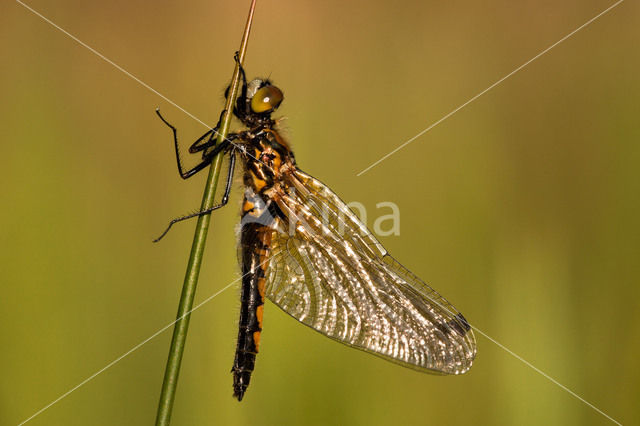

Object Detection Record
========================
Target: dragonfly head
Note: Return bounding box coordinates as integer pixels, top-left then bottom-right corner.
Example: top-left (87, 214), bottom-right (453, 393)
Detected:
top-left (226, 76), bottom-right (284, 126)
top-left (246, 78), bottom-right (284, 116)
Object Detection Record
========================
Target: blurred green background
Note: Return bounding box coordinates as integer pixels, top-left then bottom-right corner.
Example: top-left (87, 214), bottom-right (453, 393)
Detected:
top-left (2, 1), bottom-right (638, 425)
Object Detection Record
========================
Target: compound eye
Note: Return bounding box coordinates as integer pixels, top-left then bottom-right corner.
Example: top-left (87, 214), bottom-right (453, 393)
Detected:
top-left (250, 85), bottom-right (283, 114)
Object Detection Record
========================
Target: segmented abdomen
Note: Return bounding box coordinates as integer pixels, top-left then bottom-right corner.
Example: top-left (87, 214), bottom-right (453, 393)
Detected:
top-left (232, 195), bottom-right (274, 401)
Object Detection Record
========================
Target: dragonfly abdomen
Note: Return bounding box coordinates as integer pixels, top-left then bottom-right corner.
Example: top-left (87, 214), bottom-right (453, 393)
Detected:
top-left (232, 206), bottom-right (273, 400)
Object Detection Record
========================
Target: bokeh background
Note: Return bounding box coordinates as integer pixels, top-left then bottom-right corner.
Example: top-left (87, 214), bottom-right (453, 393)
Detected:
top-left (2, 1), bottom-right (638, 425)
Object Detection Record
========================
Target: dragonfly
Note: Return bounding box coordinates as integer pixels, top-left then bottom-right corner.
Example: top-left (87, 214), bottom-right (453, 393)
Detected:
top-left (155, 54), bottom-right (476, 401)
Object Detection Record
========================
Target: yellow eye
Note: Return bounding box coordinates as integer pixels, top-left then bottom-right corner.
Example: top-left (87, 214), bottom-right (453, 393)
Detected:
top-left (250, 86), bottom-right (283, 114)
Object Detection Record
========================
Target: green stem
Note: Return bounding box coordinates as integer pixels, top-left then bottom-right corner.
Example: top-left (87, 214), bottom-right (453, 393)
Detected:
top-left (155, 2), bottom-right (257, 425)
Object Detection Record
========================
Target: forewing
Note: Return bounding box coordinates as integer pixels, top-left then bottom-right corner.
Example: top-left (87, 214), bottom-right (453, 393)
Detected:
top-left (264, 169), bottom-right (476, 374)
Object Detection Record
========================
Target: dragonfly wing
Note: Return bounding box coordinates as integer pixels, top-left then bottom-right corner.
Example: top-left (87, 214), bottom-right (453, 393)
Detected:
top-left (263, 169), bottom-right (476, 374)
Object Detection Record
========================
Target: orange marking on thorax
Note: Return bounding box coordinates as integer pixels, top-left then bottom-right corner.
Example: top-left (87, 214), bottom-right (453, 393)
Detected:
top-left (250, 171), bottom-right (267, 191)
top-left (271, 152), bottom-right (282, 170)
top-left (263, 128), bottom-right (292, 152)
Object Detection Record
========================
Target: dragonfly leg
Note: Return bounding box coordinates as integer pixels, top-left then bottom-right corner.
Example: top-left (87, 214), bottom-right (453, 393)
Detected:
top-left (223, 53), bottom-right (250, 120)
top-left (156, 109), bottom-right (235, 179)
top-left (233, 51), bottom-right (251, 120)
top-left (187, 109), bottom-right (230, 154)
top-left (155, 108), bottom-right (213, 179)
top-left (153, 151), bottom-right (237, 242)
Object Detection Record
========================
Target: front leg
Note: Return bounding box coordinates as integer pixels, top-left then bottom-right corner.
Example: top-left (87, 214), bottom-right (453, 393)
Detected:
top-left (187, 109), bottom-right (230, 154)
top-left (233, 51), bottom-right (251, 121)
top-left (156, 109), bottom-right (216, 179)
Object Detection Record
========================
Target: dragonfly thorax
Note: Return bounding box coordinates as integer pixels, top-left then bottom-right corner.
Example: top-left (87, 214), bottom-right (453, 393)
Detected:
top-left (241, 129), bottom-right (294, 195)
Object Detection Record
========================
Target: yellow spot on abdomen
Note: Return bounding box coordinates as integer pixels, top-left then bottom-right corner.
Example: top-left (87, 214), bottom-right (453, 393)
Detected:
top-left (257, 277), bottom-right (266, 298)
top-left (253, 331), bottom-right (261, 352)
top-left (256, 304), bottom-right (264, 329)
top-left (242, 200), bottom-right (255, 213)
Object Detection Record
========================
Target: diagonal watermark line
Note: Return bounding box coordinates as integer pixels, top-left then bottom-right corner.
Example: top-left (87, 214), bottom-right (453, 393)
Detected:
top-left (16, 265), bottom-right (256, 426)
top-left (15, 0), bottom-right (276, 175)
top-left (470, 326), bottom-right (622, 425)
top-left (14, 0), bottom-right (211, 129)
top-left (356, 0), bottom-right (625, 177)
top-left (15, 2), bottom-right (623, 426)
top-left (16, 243), bottom-right (281, 425)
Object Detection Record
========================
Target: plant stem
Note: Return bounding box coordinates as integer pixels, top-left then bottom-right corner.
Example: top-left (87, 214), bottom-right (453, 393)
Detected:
top-left (155, 2), bottom-right (257, 425)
